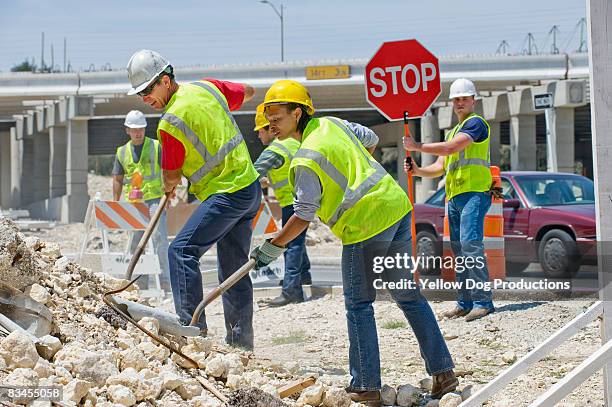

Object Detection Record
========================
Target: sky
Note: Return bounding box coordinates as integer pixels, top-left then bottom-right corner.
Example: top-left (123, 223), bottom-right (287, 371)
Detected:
top-left (0, 0), bottom-right (587, 73)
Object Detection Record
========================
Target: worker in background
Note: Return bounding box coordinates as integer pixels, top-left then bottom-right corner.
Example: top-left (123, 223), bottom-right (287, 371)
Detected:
top-left (404, 78), bottom-right (494, 322)
top-left (126, 49), bottom-right (260, 349)
top-left (112, 110), bottom-right (171, 293)
top-left (252, 103), bottom-right (312, 307)
top-left (250, 80), bottom-right (458, 404)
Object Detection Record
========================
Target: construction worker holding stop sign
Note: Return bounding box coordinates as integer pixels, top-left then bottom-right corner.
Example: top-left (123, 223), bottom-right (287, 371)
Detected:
top-left (249, 80), bottom-right (458, 405)
top-left (404, 78), bottom-right (495, 322)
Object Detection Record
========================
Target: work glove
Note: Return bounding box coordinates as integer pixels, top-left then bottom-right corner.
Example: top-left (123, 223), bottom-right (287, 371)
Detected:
top-left (489, 182), bottom-right (504, 200)
top-left (250, 240), bottom-right (286, 269)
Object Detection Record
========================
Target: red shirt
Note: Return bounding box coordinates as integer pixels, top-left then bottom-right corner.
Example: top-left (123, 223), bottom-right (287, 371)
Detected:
top-left (160, 79), bottom-right (246, 170)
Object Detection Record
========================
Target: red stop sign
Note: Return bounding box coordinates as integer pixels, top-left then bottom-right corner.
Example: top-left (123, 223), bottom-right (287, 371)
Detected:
top-left (365, 39), bottom-right (440, 121)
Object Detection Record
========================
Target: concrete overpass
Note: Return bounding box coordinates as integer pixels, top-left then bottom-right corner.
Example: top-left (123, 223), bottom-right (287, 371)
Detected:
top-left (0, 52), bottom-right (592, 222)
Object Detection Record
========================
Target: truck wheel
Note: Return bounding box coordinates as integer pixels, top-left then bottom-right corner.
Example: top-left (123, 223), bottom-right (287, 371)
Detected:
top-left (416, 230), bottom-right (440, 274)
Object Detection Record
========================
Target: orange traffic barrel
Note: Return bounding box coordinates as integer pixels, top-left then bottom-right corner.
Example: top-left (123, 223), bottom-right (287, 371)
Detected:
top-left (441, 166), bottom-right (506, 281)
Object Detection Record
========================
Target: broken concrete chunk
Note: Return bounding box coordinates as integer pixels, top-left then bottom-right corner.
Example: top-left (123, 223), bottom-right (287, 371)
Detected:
top-left (25, 283), bottom-right (51, 304)
top-left (33, 357), bottom-right (54, 378)
top-left (439, 392), bottom-right (463, 407)
top-left (1, 330), bottom-right (40, 369)
top-left (36, 335), bottom-right (63, 360)
top-left (296, 382), bottom-right (324, 406)
top-left (175, 377), bottom-right (203, 400)
top-left (321, 387), bottom-right (351, 407)
top-left (223, 353), bottom-right (245, 376)
top-left (381, 384), bottom-right (397, 405)
top-left (396, 384), bottom-right (420, 407)
top-left (120, 347), bottom-right (148, 372)
top-left (108, 384), bottom-right (137, 406)
top-left (53, 342), bottom-right (118, 386)
top-left (205, 355), bottom-right (226, 378)
top-left (63, 378), bottom-right (92, 404)
top-left (226, 374), bottom-right (247, 390)
top-left (137, 340), bottom-right (170, 363)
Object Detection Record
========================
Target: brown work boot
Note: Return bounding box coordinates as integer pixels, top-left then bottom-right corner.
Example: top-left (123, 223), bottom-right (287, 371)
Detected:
top-left (345, 387), bottom-right (382, 407)
top-left (431, 370), bottom-right (459, 399)
top-left (442, 307), bottom-right (470, 319)
top-left (465, 307), bottom-right (494, 322)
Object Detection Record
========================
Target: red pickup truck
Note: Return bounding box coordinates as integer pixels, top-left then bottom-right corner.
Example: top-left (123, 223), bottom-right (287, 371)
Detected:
top-left (413, 172), bottom-right (596, 278)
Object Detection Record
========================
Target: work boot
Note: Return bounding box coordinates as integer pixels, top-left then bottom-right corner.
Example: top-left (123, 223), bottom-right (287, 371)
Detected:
top-left (442, 307), bottom-right (470, 319)
top-left (431, 370), bottom-right (459, 399)
top-left (345, 387), bottom-right (382, 407)
top-left (465, 307), bottom-right (494, 322)
top-left (268, 294), bottom-right (303, 307)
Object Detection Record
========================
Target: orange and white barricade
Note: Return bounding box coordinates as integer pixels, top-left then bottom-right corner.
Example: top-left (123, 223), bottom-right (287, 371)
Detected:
top-left (441, 166), bottom-right (506, 281)
top-left (248, 198), bottom-right (285, 284)
top-left (77, 196), bottom-right (164, 299)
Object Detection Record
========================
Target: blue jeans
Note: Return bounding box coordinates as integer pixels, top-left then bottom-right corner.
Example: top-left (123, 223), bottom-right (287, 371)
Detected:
top-left (342, 212), bottom-right (454, 390)
top-left (281, 205), bottom-right (311, 301)
top-left (448, 191), bottom-right (494, 311)
top-left (130, 198), bottom-right (171, 289)
top-left (168, 181), bottom-right (260, 349)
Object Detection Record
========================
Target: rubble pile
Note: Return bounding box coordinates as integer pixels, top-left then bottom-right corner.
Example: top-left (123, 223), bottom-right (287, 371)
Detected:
top-left (0, 217), bottom-right (356, 406)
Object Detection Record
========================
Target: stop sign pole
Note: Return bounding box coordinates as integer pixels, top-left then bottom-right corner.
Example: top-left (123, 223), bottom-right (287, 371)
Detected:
top-left (365, 39), bottom-right (441, 254)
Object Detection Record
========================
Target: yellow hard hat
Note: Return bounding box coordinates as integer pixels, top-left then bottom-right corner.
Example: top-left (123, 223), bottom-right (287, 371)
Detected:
top-left (253, 103), bottom-right (269, 131)
top-left (263, 80), bottom-right (315, 115)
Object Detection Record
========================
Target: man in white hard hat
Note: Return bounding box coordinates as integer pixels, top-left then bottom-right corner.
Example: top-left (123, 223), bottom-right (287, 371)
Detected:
top-left (126, 49), bottom-right (260, 349)
top-left (404, 78), bottom-right (495, 322)
top-left (112, 110), bottom-right (171, 293)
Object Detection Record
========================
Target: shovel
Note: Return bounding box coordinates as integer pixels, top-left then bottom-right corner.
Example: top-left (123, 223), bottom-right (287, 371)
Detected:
top-left (102, 193), bottom-right (200, 367)
top-left (0, 282), bottom-right (53, 339)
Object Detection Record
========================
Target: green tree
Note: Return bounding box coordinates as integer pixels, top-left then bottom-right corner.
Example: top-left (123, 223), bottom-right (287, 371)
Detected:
top-left (11, 59), bottom-right (37, 72)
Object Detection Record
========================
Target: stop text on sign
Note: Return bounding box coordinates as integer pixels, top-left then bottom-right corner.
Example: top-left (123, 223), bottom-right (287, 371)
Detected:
top-left (368, 63), bottom-right (438, 97)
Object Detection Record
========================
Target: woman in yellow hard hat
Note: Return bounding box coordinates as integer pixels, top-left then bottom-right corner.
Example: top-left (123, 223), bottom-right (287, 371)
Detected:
top-left (252, 103), bottom-right (312, 306)
top-left (250, 80), bottom-right (457, 405)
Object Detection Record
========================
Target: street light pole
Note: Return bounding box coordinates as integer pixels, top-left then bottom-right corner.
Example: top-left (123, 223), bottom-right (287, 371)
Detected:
top-left (260, 0), bottom-right (284, 62)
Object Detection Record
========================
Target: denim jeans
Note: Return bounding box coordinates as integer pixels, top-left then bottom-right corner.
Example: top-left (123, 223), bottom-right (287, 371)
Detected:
top-left (448, 191), bottom-right (494, 311)
top-left (130, 198), bottom-right (171, 289)
top-left (342, 212), bottom-right (454, 390)
top-left (280, 205), bottom-right (311, 301)
top-left (168, 181), bottom-right (260, 349)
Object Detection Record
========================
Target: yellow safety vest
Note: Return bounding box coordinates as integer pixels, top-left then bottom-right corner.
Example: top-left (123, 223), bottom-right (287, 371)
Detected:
top-left (266, 137), bottom-right (301, 208)
top-left (444, 113), bottom-right (492, 200)
top-left (290, 117), bottom-right (411, 245)
top-left (157, 80), bottom-right (259, 201)
top-left (116, 137), bottom-right (163, 201)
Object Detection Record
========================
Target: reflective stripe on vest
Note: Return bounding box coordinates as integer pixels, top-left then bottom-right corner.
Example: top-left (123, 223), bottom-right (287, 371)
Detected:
top-left (445, 114), bottom-right (491, 172)
top-left (296, 117), bottom-right (388, 228)
top-left (159, 81), bottom-right (245, 185)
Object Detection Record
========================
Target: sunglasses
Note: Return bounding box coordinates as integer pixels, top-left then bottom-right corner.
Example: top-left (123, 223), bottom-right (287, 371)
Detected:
top-left (137, 77), bottom-right (160, 97)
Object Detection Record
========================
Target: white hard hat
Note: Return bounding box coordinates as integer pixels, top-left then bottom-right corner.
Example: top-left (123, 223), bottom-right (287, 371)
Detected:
top-left (124, 110), bottom-right (147, 128)
top-left (449, 78), bottom-right (477, 99)
top-left (126, 49), bottom-right (170, 95)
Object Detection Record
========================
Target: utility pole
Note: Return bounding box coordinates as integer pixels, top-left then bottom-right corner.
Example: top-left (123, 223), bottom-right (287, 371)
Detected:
top-left (40, 32), bottom-right (45, 73)
top-left (587, 0), bottom-right (612, 404)
top-left (51, 44), bottom-right (54, 72)
top-left (550, 25), bottom-right (560, 54)
top-left (523, 33), bottom-right (538, 55)
top-left (496, 40), bottom-right (510, 54)
top-left (63, 37), bottom-right (67, 73)
top-left (260, 0), bottom-right (285, 62)
top-left (578, 17), bottom-right (588, 53)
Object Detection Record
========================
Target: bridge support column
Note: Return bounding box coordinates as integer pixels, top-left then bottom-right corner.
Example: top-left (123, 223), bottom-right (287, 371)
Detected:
top-left (554, 107), bottom-right (575, 173)
top-left (489, 121), bottom-right (502, 167)
top-left (510, 114), bottom-right (537, 170)
top-left (62, 119), bottom-right (89, 223)
top-left (0, 130), bottom-right (10, 209)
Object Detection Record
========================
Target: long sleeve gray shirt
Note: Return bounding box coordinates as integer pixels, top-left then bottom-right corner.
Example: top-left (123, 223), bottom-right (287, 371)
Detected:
top-left (293, 121), bottom-right (379, 221)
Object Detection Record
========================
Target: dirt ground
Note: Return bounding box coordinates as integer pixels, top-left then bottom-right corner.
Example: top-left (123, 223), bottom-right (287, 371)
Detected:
top-left (195, 295), bottom-right (602, 406)
top-left (19, 174), bottom-right (607, 406)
